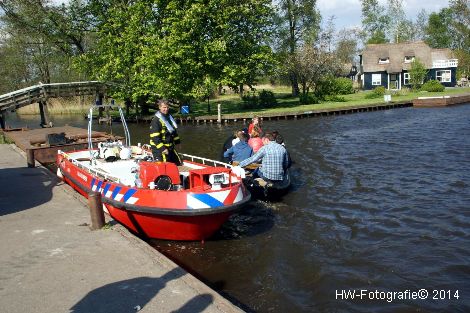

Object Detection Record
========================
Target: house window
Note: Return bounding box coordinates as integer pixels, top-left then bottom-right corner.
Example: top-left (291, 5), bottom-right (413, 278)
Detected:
top-left (436, 70), bottom-right (451, 83)
top-left (378, 58), bottom-right (390, 64)
top-left (404, 73), bottom-right (410, 85)
top-left (404, 56), bottom-right (415, 63)
top-left (372, 74), bottom-right (381, 85)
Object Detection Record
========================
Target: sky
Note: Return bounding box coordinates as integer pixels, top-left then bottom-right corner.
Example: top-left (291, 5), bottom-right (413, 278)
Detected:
top-left (317, 0), bottom-right (450, 30)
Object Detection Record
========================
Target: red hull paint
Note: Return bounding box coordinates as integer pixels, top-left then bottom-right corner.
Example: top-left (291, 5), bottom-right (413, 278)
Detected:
top-left (57, 153), bottom-right (250, 240)
top-left (106, 205), bottom-right (231, 240)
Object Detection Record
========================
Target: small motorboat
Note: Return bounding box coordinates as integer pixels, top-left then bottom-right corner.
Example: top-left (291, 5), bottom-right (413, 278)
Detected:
top-left (232, 163), bottom-right (291, 200)
top-left (57, 104), bottom-right (250, 241)
top-left (243, 170), bottom-right (291, 200)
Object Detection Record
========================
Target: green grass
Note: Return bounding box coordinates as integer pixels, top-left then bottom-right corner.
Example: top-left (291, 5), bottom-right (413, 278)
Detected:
top-left (13, 85), bottom-right (470, 118)
top-left (0, 133), bottom-right (13, 144)
top-left (181, 86), bottom-right (470, 119)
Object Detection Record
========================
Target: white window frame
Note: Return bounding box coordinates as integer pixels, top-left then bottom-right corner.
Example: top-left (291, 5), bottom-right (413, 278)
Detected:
top-left (404, 56), bottom-right (415, 63)
top-left (378, 58), bottom-right (390, 64)
top-left (404, 72), bottom-right (410, 85)
top-left (372, 74), bottom-right (381, 85)
top-left (436, 70), bottom-right (451, 83)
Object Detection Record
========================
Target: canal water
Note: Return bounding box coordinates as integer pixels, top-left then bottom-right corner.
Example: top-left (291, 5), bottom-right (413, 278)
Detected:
top-left (6, 105), bottom-right (470, 312)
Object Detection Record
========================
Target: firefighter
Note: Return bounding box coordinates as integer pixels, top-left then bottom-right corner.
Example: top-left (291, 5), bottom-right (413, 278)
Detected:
top-left (149, 100), bottom-right (182, 165)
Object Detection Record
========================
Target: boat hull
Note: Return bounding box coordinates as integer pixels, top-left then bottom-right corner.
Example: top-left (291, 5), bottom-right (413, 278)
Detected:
top-left (58, 153), bottom-right (250, 240)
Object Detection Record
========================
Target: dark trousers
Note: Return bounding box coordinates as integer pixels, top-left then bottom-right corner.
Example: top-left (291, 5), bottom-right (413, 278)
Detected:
top-left (152, 147), bottom-right (182, 166)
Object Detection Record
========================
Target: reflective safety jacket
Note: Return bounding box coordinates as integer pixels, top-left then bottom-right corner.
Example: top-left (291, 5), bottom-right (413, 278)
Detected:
top-left (149, 113), bottom-right (181, 153)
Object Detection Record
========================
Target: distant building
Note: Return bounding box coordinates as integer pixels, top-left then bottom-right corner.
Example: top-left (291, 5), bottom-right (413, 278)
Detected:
top-left (359, 41), bottom-right (458, 90)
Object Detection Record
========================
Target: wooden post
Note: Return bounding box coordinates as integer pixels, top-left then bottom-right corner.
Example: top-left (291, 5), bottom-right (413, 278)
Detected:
top-left (96, 92), bottom-right (104, 118)
top-left (26, 149), bottom-right (35, 168)
top-left (88, 192), bottom-right (105, 230)
top-left (217, 103), bottom-right (221, 124)
top-left (39, 101), bottom-right (51, 127)
top-left (0, 112), bottom-right (5, 129)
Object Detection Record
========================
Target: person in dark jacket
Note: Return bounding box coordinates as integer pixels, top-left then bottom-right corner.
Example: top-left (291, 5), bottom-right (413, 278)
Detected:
top-left (221, 130), bottom-right (238, 163)
top-left (223, 131), bottom-right (253, 163)
top-left (149, 100), bottom-right (182, 165)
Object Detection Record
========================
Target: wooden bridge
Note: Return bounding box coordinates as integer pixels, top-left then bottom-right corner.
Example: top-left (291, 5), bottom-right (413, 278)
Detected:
top-left (0, 81), bottom-right (108, 128)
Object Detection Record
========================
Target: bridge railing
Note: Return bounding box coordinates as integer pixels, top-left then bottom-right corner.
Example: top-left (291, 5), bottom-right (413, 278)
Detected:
top-left (0, 81), bottom-right (108, 113)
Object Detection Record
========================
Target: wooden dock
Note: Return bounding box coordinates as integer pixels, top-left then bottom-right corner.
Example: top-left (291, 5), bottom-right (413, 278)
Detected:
top-left (173, 101), bottom-right (413, 125)
top-left (1, 126), bottom-right (120, 165)
top-left (413, 93), bottom-right (470, 107)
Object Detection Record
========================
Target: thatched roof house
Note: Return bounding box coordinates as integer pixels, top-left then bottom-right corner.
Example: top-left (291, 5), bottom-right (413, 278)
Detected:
top-left (359, 41), bottom-right (458, 90)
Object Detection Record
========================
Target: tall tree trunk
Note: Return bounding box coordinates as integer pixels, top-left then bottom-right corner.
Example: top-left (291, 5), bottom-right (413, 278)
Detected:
top-left (290, 72), bottom-right (300, 97)
top-left (239, 84), bottom-right (244, 97)
top-left (287, 1), bottom-right (299, 97)
top-left (139, 97), bottom-right (149, 115)
top-left (125, 98), bottom-right (132, 116)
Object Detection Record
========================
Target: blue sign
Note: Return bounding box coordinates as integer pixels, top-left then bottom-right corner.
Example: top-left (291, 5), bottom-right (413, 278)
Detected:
top-left (180, 105), bottom-right (190, 114)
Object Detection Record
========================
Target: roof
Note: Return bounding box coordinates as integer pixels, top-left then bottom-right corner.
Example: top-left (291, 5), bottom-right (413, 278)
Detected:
top-left (361, 41), bottom-right (454, 73)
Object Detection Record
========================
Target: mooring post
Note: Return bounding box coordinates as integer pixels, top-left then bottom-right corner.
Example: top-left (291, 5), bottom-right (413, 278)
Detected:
top-left (96, 92), bottom-right (104, 118)
top-left (88, 192), bottom-right (105, 230)
top-left (39, 101), bottom-right (51, 127)
top-left (0, 112), bottom-right (5, 129)
top-left (26, 148), bottom-right (35, 168)
top-left (217, 103), bottom-right (221, 124)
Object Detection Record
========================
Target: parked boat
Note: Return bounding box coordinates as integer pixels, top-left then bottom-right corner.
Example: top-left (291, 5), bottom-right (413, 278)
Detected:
top-left (231, 162), bottom-right (291, 200)
top-left (243, 169), bottom-right (291, 200)
top-left (57, 104), bottom-right (251, 241)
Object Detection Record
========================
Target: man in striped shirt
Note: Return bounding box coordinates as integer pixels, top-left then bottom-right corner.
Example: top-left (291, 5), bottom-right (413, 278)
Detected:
top-left (238, 132), bottom-right (288, 181)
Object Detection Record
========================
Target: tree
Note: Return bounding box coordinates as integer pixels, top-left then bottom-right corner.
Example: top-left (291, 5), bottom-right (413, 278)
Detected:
top-left (408, 58), bottom-right (427, 90)
top-left (448, 0), bottom-right (470, 51)
top-left (455, 49), bottom-right (470, 79)
top-left (0, 0), bottom-right (87, 88)
top-left (387, 0), bottom-right (406, 43)
top-left (413, 9), bottom-right (429, 41)
top-left (286, 27), bottom-right (341, 99)
top-left (275, 0), bottom-right (320, 96)
top-left (79, 0), bottom-right (275, 106)
top-left (336, 35), bottom-right (358, 65)
top-left (360, 0), bottom-right (390, 44)
top-left (425, 9), bottom-right (454, 48)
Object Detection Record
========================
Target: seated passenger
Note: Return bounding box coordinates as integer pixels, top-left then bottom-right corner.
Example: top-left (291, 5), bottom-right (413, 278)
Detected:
top-left (224, 132), bottom-right (253, 163)
top-left (273, 133), bottom-right (292, 168)
top-left (249, 128), bottom-right (263, 153)
top-left (238, 132), bottom-right (288, 181)
top-left (231, 130), bottom-right (244, 146)
top-left (221, 130), bottom-right (237, 163)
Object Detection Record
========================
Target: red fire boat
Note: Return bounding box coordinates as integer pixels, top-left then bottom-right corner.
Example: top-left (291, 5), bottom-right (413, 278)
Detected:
top-left (56, 104), bottom-right (250, 240)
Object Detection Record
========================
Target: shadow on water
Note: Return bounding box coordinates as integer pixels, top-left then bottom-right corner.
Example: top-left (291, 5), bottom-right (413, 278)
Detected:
top-left (70, 267), bottom-right (213, 313)
top-left (0, 167), bottom-right (56, 216)
top-left (211, 201), bottom-right (276, 240)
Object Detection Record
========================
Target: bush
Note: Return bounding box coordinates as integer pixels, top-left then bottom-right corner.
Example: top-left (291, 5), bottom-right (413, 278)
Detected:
top-left (299, 94), bottom-right (320, 104)
top-left (258, 90), bottom-right (277, 108)
top-left (373, 86), bottom-right (386, 96)
top-left (334, 78), bottom-right (354, 95)
top-left (241, 91), bottom-right (258, 109)
top-left (241, 89), bottom-right (277, 109)
top-left (315, 77), bottom-right (354, 99)
top-left (421, 80), bottom-right (445, 92)
top-left (364, 86), bottom-right (386, 99)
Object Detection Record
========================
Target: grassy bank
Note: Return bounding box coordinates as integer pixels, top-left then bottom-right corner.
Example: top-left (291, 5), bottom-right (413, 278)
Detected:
top-left (186, 85), bottom-right (470, 118)
top-left (13, 85), bottom-right (470, 117)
